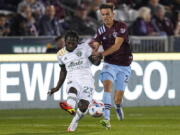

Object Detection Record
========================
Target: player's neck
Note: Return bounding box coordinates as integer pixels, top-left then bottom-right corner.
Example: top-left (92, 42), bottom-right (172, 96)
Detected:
top-left (66, 46), bottom-right (77, 52)
top-left (105, 21), bottom-right (114, 28)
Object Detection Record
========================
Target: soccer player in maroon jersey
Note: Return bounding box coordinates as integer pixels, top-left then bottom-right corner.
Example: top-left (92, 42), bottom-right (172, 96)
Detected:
top-left (91, 4), bottom-right (133, 129)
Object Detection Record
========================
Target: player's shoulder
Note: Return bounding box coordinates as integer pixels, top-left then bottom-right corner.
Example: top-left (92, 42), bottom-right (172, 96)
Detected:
top-left (57, 47), bottom-right (68, 56)
top-left (97, 24), bottom-right (106, 35)
top-left (115, 20), bottom-right (127, 28)
top-left (77, 42), bottom-right (90, 49)
top-left (115, 20), bottom-right (128, 34)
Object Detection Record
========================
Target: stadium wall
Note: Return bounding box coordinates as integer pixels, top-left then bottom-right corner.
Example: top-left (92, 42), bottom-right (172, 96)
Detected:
top-left (0, 36), bottom-right (179, 53)
top-left (0, 53), bottom-right (180, 109)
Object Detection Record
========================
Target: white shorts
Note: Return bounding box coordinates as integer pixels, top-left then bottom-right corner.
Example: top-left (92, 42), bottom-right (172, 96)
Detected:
top-left (66, 78), bottom-right (95, 103)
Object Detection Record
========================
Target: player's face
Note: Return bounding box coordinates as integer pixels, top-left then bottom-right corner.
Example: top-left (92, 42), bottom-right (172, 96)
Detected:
top-left (100, 8), bottom-right (114, 26)
top-left (65, 36), bottom-right (78, 52)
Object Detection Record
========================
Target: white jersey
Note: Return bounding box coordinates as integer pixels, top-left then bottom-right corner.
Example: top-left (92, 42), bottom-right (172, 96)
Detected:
top-left (57, 42), bottom-right (95, 102)
top-left (57, 42), bottom-right (93, 80)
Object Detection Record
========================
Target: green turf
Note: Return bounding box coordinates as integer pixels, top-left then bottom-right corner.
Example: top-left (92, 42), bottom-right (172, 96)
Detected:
top-left (0, 106), bottom-right (180, 135)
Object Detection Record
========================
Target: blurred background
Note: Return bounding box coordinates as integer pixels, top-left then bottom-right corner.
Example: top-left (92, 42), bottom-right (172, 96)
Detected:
top-left (0, 1), bottom-right (180, 135)
top-left (0, 0), bottom-right (179, 53)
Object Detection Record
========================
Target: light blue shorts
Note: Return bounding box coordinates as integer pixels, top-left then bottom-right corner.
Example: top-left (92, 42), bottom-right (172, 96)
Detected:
top-left (99, 62), bottom-right (131, 91)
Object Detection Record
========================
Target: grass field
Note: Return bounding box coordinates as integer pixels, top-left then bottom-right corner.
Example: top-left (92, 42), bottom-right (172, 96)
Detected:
top-left (0, 106), bottom-right (180, 135)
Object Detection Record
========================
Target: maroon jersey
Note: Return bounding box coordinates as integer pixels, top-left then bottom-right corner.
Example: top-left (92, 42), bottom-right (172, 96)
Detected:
top-left (94, 20), bottom-right (133, 66)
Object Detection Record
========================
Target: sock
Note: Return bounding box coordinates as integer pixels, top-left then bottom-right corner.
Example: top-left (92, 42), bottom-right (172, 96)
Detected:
top-left (67, 93), bottom-right (77, 109)
top-left (71, 108), bottom-right (86, 123)
top-left (115, 104), bottom-right (124, 120)
top-left (103, 92), bottom-right (112, 120)
top-left (115, 104), bottom-right (121, 110)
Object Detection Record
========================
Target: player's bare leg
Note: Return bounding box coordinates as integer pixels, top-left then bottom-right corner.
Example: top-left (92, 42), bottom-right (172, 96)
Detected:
top-left (59, 87), bottom-right (77, 115)
top-left (68, 99), bottom-right (89, 132)
top-left (114, 90), bottom-right (124, 120)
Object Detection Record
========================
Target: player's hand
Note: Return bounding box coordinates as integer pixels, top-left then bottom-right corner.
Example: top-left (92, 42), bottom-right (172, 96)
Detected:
top-left (92, 51), bottom-right (103, 60)
top-left (47, 87), bottom-right (59, 96)
top-left (88, 54), bottom-right (102, 66)
top-left (89, 41), bottom-right (99, 51)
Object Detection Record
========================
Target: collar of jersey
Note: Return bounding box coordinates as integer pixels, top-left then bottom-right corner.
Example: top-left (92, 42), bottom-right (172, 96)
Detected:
top-left (104, 20), bottom-right (116, 29)
top-left (65, 45), bottom-right (78, 53)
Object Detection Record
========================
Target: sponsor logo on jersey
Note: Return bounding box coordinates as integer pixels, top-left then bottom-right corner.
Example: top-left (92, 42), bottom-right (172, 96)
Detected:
top-left (68, 60), bottom-right (83, 68)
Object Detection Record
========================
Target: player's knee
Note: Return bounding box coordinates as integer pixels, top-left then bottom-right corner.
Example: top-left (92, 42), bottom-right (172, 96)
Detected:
top-left (103, 80), bottom-right (113, 92)
top-left (114, 98), bottom-right (121, 104)
top-left (68, 87), bottom-right (77, 95)
top-left (78, 99), bottom-right (90, 113)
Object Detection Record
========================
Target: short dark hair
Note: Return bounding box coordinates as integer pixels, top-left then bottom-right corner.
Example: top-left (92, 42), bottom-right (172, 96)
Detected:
top-left (64, 30), bottom-right (79, 41)
top-left (99, 4), bottom-right (114, 11)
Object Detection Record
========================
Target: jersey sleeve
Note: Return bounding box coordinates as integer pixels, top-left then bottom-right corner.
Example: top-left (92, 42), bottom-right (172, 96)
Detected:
top-left (57, 48), bottom-right (67, 66)
top-left (57, 55), bottom-right (64, 65)
top-left (94, 25), bottom-right (106, 44)
top-left (116, 23), bottom-right (128, 38)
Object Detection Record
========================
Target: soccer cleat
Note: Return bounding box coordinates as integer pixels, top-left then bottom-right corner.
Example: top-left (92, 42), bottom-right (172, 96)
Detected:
top-left (115, 107), bottom-right (124, 120)
top-left (100, 119), bottom-right (111, 129)
top-left (59, 101), bottom-right (76, 115)
top-left (67, 121), bottom-right (78, 132)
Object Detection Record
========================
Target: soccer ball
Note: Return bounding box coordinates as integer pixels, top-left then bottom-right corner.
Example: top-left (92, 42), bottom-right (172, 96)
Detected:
top-left (88, 100), bottom-right (105, 117)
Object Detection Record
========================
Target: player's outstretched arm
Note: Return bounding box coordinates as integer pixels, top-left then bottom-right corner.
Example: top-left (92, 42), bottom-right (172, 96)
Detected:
top-left (48, 65), bottom-right (67, 95)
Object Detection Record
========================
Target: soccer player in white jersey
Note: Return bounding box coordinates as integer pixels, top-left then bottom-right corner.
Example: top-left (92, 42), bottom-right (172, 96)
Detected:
top-left (48, 31), bottom-right (101, 132)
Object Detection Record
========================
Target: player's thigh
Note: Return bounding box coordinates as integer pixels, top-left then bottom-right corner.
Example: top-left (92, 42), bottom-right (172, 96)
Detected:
top-left (99, 63), bottom-right (116, 92)
top-left (102, 80), bottom-right (113, 92)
